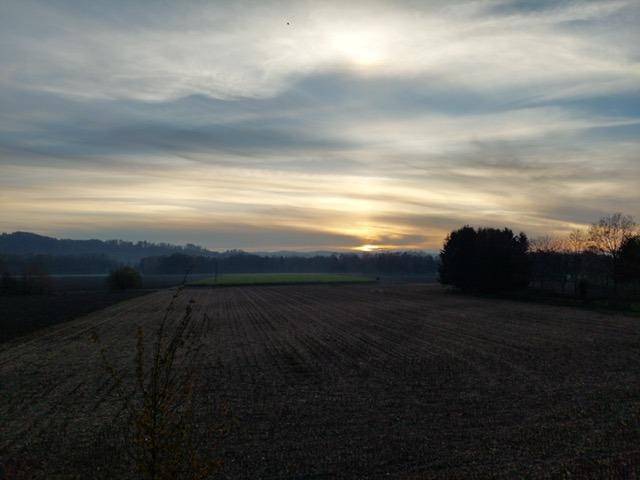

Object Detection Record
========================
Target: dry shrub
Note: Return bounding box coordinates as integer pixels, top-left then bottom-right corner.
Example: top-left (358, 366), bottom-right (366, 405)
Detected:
top-left (92, 287), bottom-right (226, 480)
top-left (107, 266), bottom-right (142, 291)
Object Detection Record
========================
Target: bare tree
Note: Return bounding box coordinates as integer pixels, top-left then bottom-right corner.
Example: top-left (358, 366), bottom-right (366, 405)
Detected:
top-left (588, 213), bottom-right (637, 260)
top-left (565, 229), bottom-right (589, 295)
top-left (530, 236), bottom-right (563, 254)
top-left (588, 213), bottom-right (637, 293)
top-left (566, 229), bottom-right (588, 254)
top-left (529, 236), bottom-right (564, 290)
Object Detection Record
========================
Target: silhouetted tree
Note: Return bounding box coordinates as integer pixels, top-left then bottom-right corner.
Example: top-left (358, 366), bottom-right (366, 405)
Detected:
top-left (589, 213), bottom-right (637, 262)
top-left (0, 231), bottom-right (212, 263)
top-left (438, 226), bottom-right (476, 291)
top-left (108, 266), bottom-right (142, 290)
top-left (139, 251), bottom-right (438, 276)
top-left (439, 226), bottom-right (530, 293)
top-left (0, 253), bottom-right (120, 275)
top-left (530, 236), bottom-right (565, 291)
top-left (566, 229), bottom-right (588, 294)
top-left (589, 213), bottom-right (637, 292)
top-left (615, 236), bottom-right (640, 284)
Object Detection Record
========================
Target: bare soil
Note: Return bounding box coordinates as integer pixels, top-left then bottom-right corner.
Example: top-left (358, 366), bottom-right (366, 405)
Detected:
top-left (1, 284), bottom-right (639, 478)
top-left (0, 291), bottom-right (147, 343)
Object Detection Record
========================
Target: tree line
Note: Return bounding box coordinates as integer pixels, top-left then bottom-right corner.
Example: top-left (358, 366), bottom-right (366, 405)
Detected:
top-left (0, 253), bottom-right (120, 275)
top-left (0, 250), bottom-right (438, 294)
top-left (4, 213), bottom-right (638, 301)
top-left (439, 213), bottom-right (640, 301)
top-left (528, 213), bottom-right (640, 298)
top-left (0, 231), bottom-right (211, 262)
top-left (139, 251), bottom-right (438, 276)
top-left (0, 251), bottom-right (437, 277)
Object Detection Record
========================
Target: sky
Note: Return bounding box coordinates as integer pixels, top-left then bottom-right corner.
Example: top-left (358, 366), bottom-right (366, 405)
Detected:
top-left (0, 0), bottom-right (639, 252)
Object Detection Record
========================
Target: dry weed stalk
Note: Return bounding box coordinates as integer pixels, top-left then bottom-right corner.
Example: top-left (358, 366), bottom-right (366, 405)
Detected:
top-left (91, 286), bottom-right (224, 480)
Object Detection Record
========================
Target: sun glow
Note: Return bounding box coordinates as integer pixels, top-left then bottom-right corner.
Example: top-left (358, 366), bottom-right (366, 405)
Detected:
top-left (355, 244), bottom-right (384, 252)
top-left (329, 30), bottom-right (387, 67)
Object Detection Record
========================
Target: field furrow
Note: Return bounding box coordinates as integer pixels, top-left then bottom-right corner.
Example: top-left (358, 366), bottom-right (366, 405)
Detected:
top-left (1, 284), bottom-right (639, 478)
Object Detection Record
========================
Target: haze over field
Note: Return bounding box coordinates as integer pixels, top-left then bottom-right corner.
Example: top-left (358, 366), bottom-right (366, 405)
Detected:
top-left (1, 0), bottom-right (639, 251)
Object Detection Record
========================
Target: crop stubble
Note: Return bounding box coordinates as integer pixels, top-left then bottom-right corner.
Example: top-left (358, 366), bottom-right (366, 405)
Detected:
top-left (1, 284), bottom-right (639, 478)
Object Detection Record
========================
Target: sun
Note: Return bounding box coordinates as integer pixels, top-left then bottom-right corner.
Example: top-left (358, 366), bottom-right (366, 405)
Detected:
top-left (355, 244), bottom-right (383, 252)
top-left (329, 30), bottom-right (386, 67)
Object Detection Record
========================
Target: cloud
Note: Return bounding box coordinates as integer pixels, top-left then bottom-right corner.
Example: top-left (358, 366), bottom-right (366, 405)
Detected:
top-left (3, 0), bottom-right (638, 101)
top-left (0, 0), bottom-right (639, 250)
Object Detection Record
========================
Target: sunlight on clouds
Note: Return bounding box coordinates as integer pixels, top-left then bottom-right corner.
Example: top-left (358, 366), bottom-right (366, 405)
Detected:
top-left (5, 155), bottom-right (630, 250)
top-left (0, 0), bottom-right (639, 249)
top-left (0, 162), bottom-right (439, 248)
top-left (355, 244), bottom-right (386, 252)
top-left (327, 28), bottom-right (389, 67)
top-left (3, 1), bottom-right (637, 101)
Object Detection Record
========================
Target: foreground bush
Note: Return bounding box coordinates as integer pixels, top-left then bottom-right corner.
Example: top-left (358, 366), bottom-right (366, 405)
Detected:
top-left (108, 266), bottom-right (142, 290)
top-left (439, 226), bottom-right (531, 293)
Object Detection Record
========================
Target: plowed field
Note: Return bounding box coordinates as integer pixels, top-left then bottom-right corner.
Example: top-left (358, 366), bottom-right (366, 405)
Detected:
top-left (1, 284), bottom-right (639, 478)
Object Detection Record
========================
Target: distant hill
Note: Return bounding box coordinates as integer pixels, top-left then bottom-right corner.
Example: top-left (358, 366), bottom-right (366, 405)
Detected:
top-left (0, 231), bottom-right (440, 266)
top-left (252, 250), bottom-right (337, 258)
top-left (253, 249), bottom-right (440, 257)
top-left (0, 232), bottom-right (440, 275)
top-left (0, 232), bottom-right (214, 263)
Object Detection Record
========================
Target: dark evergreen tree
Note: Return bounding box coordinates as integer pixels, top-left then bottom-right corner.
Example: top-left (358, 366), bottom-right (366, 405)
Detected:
top-left (615, 236), bottom-right (640, 283)
top-left (439, 226), bottom-right (530, 293)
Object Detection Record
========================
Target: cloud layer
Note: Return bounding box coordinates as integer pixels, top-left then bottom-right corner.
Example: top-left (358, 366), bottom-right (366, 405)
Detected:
top-left (1, 0), bottom-right (639, 250)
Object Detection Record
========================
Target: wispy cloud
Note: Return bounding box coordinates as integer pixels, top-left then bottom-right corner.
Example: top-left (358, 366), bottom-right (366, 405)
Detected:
top-left (1, 0), bottom-right (638, 250)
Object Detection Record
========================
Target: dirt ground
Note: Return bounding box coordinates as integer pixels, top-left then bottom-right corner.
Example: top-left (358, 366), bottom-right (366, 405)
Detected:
top-left (0, 273), bottom-right (214, 342)
top-left (1, 284), bottom-right (639, 478)
top-left (0, 291), bottom-right (147, 342)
